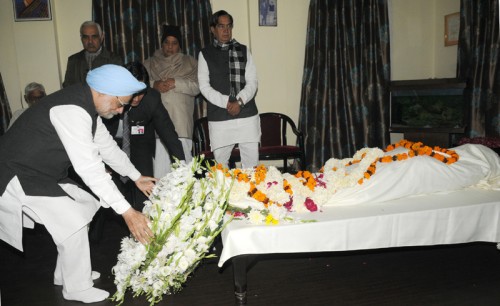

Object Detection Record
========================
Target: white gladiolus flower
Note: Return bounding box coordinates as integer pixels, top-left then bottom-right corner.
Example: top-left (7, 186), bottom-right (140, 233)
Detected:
top-left (177, 257), bottom-right (189, 273)
top-left (111, 158), bottom-right (232, 306)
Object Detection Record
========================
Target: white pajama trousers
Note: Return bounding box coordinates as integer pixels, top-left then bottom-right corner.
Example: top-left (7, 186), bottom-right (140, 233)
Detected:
top-left (0, 177), bottom-right (97, 293)
top-left (54, 225), bottom-right (93, 293)
top-left (154, 138), bottom-right (193, 178)
top-left (213, 142), bottom-right (259, 169)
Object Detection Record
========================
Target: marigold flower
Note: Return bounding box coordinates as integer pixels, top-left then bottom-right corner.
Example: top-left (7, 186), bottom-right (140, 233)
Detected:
top-left (254, 165), bottom-right (267, 184)
top-left (384, 140), bottom-right (459, 165)
top-left (380, 156), bottom-right (392, 163)
top-left (283, 179), bottom-right (293, 195)
top-left (434, 154), bottom-right (445, 162)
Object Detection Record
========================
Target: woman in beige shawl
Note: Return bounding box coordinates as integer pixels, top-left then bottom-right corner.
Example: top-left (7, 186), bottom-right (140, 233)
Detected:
top-left (144, 25), bottom-right (200, 178)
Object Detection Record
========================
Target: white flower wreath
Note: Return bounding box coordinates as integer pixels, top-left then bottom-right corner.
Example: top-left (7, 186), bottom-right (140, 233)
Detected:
top-left (111, 158), bottom-right (233, 306)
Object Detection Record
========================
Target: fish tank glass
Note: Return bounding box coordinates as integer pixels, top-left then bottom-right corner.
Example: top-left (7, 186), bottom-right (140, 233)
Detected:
top-left (390, 79), bottom-right (466, 129)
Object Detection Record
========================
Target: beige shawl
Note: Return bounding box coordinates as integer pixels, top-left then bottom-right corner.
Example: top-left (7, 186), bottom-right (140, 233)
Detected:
top-left (144, 50), bottom-right (198, 83)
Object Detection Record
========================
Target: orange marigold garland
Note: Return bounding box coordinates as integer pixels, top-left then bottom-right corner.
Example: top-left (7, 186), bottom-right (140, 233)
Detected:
top-left (247, 182), bottom-right (271, 207)
top-left (210, 163), bottom-right (232, 178)
top-left (295, 170), bottom-right (317, 191)
top-left (227, 139), bottom-right (461, 225)
top-left (384, 139), bottom-right (459, 165)
top-left (283, 179), bottom-right (293, 195)
top-left (253, 165), bottom-right (267, 184)
top-left (359, 162), bottom-right (377, 185)
top-left (233, 169), bottom-right (250, 183)
top-left (322, 147), bottom-right (385, 188)
top-left (322, 140), bottom-right (460, 188)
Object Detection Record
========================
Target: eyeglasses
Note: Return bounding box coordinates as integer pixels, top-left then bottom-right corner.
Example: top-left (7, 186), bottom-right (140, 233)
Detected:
top-left (116, 96), bottom-right (129, 107)
top-left (26, 95), bottom-right (45, 102)
top-left (216, 23), bottom-right (233, 30)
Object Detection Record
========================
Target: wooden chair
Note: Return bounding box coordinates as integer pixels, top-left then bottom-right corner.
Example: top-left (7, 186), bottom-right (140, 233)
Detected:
top-left (192, 112), bottom-right (306, 172)
top-left (192, 117), bottom-right (239, 167)
top-left (192, 116), bottom-right (212, 159)
top-left (257, 112), bottom-right (306, 171)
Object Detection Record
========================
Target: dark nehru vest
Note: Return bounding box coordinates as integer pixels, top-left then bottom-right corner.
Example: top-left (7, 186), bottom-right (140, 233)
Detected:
top-left (0, 84), bottom-right (98, 197)
top-left (201, 44), bottom-right (258, 122)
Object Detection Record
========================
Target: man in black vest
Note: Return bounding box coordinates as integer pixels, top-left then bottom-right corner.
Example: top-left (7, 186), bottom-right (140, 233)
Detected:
top-left (0, 65), bottom-right (155, 303)
top-left (198, 10), bottom-right (261, 169)
top-left (62, 21), bottom-right (122, 87)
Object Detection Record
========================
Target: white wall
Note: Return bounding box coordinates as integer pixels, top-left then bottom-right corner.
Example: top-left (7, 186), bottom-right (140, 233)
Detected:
top-left (0, 0), bottom-right (91, 112)
top-left (433, 0), bottom-right (460, 78)
top-left (0, 0), bottom-right (22, 110)
top-left (390, 0), bottom-right (459, 80)
top-left (390, 0), bottom-right (435, 80)
top-left (54, 0), bottom-right (93, 83)
top-left (0, 0), bottom-right (458, 122)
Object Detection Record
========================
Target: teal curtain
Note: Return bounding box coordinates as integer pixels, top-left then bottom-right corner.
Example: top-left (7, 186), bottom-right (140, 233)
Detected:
top-left (457, 0), bottom-right (500, 138)
top-left (0, 73), bottom-right (12, 135)
top-left (92, 0), bottom-right (212, 118)
top-left (299, 0), bottom-right (391, 171)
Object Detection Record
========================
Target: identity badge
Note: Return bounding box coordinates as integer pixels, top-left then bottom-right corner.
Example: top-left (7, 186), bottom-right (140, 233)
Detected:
top-left (131, 126), bottom-right (145, 135)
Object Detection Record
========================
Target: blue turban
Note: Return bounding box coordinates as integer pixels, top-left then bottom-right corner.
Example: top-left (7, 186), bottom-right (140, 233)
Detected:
top-left (86, 64), bottom-right (146, 96)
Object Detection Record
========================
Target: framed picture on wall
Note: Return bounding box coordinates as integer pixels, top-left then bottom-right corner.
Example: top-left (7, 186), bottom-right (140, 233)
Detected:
top-left (444, 12), bottom-right (459, 46)
top-left (13, 0), bottom-right (52, 22)
top-left (259, 0), bottom-right (277, 27)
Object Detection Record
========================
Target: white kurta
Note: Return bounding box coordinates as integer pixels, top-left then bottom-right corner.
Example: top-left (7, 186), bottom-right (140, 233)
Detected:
top-left (0, 105), bottom-right (140, 251)
top-left (50, 105), bottom-right (140, 212)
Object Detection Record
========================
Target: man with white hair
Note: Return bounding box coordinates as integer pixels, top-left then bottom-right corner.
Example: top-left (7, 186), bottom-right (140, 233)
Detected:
top-left (0, 65), bottom-right (155, 303)
top-left (62, 20), bottom-right (122, 87)
top-left (8, 82), bottom-right (46, 129)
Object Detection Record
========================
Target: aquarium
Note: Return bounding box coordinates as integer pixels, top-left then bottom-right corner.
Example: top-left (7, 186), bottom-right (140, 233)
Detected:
top-left (390, 79), bottom-right (466, 129)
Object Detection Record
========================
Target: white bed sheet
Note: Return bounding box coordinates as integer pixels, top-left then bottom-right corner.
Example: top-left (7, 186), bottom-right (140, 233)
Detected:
top-left (219, 188), bottom-right (500, 266)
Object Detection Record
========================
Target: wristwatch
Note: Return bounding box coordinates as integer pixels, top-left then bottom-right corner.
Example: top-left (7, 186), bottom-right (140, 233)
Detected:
top-left (237, 98), bottom-right (244, 108)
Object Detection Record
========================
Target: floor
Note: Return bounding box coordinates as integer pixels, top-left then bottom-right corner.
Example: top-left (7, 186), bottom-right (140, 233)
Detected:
top-left (2, 214), bottom-right (500, 306)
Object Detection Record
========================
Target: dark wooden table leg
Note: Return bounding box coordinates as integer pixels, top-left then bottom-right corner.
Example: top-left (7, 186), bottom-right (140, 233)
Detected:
top-left (233, 255), bottom-right (248, 305)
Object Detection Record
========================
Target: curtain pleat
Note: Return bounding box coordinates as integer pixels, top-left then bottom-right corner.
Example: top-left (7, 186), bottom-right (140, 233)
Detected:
top-left (0, 73), bottom-right (12, 135)
top-left (299, 0), bottom-right (391, 171)
top-left (457, 0), bottom-right (500, 138)
top-left (92, 0), bottom-right (212, 119)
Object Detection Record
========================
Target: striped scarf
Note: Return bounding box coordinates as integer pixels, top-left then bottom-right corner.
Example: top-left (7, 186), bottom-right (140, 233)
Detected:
top-left (213, 39), bottom-right (245, 100)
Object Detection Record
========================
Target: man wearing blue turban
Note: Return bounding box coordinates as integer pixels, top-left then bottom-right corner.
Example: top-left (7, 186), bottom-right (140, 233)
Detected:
top-left (0, 65), bottom-right (155, 303)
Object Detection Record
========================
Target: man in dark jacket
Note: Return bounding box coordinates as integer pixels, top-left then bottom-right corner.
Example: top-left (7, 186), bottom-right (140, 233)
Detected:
top-left (104, 61), bottom-right (185, 208)
top-left (62, 21), bottom-right (122, 87)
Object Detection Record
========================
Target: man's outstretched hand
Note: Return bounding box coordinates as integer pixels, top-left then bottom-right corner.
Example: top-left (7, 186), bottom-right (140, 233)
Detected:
top-left (122, 208), bottom-right (153, 245)
top-left (135, 175), bottom-right (157, 197)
